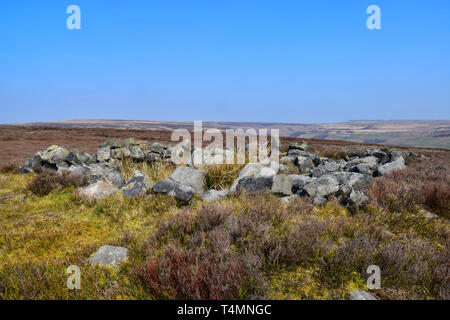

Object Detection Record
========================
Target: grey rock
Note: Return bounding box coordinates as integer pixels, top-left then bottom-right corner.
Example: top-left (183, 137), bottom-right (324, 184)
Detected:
top-left (290, 174), bottom-right (316, 194)
top-left (271, 174), bottom-right (293, 196)
top-left (347, 149), bottom-right (364, 157)
top-left (236, 176), bottom-right (274, 194)
top-left (280, 156), bottom-right (296, 165)
top-left (349, 163), bottom-right (372, 176)
top-left (349, 290), bottom-right (377, 300)
top-left (230, 161), bottom-right (277, 192)
top-left (303, 174), bottom-right (340, 199)
top-left (295, 156), bottom-right (314, 173)
top-left (130, 146), bottom-right (145, 161)
top-left (19, 166), bottom-right (33, 174)
top-left (38, 145), bottom-right (70, 165)
top-left (110, 148), bottom-right (131, 160)
top-left (377, 157), bottom-right (406, 176)
top-left (200, 189), bottom-right (230, 202)
top-left (169, 166), bottom-right (206, 193)
top-left (121, 170), bottom-right (152, 198)
top-left (346, 189), bottom-right (369, 209)
top-left (152, 178), bottom-right (196, 202)
top-left (312, 161), bottom-right (342, 178)
top-left (80, 181), bottom-right (119, 201)
top-left (287, 141), bottom-right (309, 152)
top-left (89, 245), bottom-right (128, 267)
top-left (96, 146), bottom-right (111, 162)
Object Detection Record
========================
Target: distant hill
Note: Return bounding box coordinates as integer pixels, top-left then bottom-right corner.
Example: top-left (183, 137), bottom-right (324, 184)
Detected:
top-left (11, 119), bottom-right (450, 149)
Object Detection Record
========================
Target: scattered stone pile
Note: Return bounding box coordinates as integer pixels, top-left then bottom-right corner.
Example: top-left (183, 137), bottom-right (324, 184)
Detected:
top-left (19, 138), bottom-right (412, 208)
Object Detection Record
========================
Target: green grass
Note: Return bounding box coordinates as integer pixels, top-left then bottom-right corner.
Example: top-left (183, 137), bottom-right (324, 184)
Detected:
top-left (0, 168), bottom-right (448, 300)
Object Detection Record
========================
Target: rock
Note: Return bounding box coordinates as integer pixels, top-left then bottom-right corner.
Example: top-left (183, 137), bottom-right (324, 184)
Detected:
top-left (290, 174), bottom-right (316, 194)
top-left (152, 179), bottom-right (196, 202)
top-left (236, 176), bottom-right (274, 194)
top-left (89, 245), bottom-right (128, 267)
top-left (230, 161), bottom-right (278, 192)
top-left (334, 172), bottom-right (373, 191)
top-left (369, 149), bottom-right (390, 164)
top-left (303, 174), bottom-right (340, 199)
top-left (169, 166), bottom-right (206, 193)
top-left (418, 208), bottom-right (438, 219)
top-left (271, 174), bottom-right (293, 196)
top-left (295, 156), bottom-right (314, 173)
top-left (312, 161), bottom-right (342, 178)
top-left (96, 146), bottom-right (111, 162)
top-left (130, 146), bottom-right (145, 161)
top-left (280, 156), bottom-right (296, 165)
top-left (345, 156), bottom-right (379, 171)
top-left (103, 167), bottom-right (126, 188)
top-left (200, 189), bottom-right (229, 202)
top-left (121, 170), bottom-right (152, 198)
top-left (346, 189), bottom-right (369, 209)
top-left (80, 181), bottom-right (119, 201)
top-left (349, 290), bottom-right (377, 300)
top-left (377, 157), bottom-right (406, 176)
top-left (38, 145), bottom-right (70, 165)
top-left (110, 148), bottom-right (131, 160)
top-left (66, 150), bottom-right (95, 166)
top-left (349, 163), bottom-right (372, 175)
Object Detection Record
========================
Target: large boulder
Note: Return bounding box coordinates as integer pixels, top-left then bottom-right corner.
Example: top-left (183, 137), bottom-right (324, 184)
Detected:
top-left (95, 146), bottom-right (111, 162)
top-left (295, 156), bottom-right (314, 173)
top-left (345, 156), bottom-right (378, 171)
top-left (110, 147), bottom-right (131, 160)
top-left (121, 170), bottom-right (152, 198)
top-left (152, 179), bottom-right (196, 203)
top-left (130, 146), bottom-right (145, 161)
top-left (290, 174), bottom-right (316, 194)
top-left (80, 181), bottom-right (119, 201)
top-left (236, 176), bottom-right (274, 194)
top-left (88, 164), bottom-right (125, 188)
top-left (303, 174), bottom-right (340, 204)
top-left (377, 157), bottom-right (406, 175)
top-left (169, 166), bottom-right (206, 193)
top-left (65, 150), bottom-right (95, 166)
top-left (287, 141), bottom-right (309, 153)
top-left (230, 160), bottom-right (278, 192)
top-left (89, 245), bottom-right (128, 267)
top-left (38, 145), bottom-right (70, 165)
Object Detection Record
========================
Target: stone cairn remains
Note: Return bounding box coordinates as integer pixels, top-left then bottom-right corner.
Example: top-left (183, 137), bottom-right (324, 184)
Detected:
top-left (19, 138), bottom-right (413, 209)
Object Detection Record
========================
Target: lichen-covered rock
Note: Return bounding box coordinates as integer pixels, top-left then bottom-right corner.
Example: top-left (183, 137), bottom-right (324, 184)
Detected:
top-left (377, 157), bottom-right (406, 175)
top-left (80, 181), bottom-right (119, 201)
top-left (121, 170), bottom-right (152, 198)
top-left (95, 146), bottom-right (111, 162)
top-left (295, 156), bottom-right (314, 173)
top-left (89, 245), bottom-right (128, 267)
top-left (303, 174), bottom-right (340, 199)
top-left (38, 145), bottom-right (70, 165)
top-left (236, 176), bottom-right (274, 194)
top-left (312, 161), bottom-right (342, 178)
top-left (152, 178), bottom-right (196, 203)
top-left (169, 166), bottom-right (206, 193)
top-left (230, 161), bottom-right (278, 191)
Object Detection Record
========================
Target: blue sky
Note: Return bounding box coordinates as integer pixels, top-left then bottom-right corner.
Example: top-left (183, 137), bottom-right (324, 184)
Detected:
top-left (1, 0), bottom-right (449, 124)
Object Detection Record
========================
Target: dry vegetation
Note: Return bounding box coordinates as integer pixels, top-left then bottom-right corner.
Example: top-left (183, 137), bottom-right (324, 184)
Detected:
top-left (0, 127), bottom-right (449, 300)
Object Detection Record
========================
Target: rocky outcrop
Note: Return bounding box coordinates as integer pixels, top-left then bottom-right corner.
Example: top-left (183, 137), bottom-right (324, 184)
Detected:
top-left (18, 139), bottom-right (412, 209)
top-left (349, 290), bottom-right (378, 300)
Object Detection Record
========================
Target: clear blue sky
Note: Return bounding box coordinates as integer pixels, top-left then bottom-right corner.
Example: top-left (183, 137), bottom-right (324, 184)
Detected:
top-left (1, 0), bottom-right (449, 124)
